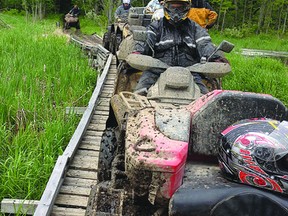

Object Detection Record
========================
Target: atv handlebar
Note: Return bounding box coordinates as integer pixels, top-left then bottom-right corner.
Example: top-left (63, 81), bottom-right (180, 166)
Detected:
top-left (125, 53), bottom-right (232, 78)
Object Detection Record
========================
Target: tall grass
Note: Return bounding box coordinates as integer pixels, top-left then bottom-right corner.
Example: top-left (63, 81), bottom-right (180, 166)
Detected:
top-left (211, 31), bottom-right (288, 106)
top-left (0, 13), bottom-right (96, 201)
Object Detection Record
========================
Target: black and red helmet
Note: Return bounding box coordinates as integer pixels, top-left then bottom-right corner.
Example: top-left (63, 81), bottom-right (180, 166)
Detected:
top-left (219, 118), bottom-right (288, 194)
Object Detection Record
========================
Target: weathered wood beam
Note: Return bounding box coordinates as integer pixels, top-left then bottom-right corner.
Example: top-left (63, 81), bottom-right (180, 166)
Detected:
top-left (1, 199), bottom-right (39, 215)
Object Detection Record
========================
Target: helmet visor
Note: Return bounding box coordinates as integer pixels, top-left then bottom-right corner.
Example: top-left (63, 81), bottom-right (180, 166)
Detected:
top-left (253, 121), bottom-right (288, 162)
top-left (166, 2), bottom-right (190, 12)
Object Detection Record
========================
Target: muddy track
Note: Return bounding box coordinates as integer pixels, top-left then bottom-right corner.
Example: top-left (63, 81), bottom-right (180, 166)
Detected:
top-left (34, 33), bottom-right (117, 216)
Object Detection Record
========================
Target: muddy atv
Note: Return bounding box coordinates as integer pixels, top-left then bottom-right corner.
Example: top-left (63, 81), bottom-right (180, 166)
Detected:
top-left (103, 7), bottom-right (152, 55)
top-left (63, 13), bottom-right (80, 30)
top-left (88, 36), bottom-right (288, 215)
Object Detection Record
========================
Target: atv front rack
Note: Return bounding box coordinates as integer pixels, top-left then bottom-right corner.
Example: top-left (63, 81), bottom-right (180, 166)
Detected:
top-left (119, 91), bottom-right (151, 110)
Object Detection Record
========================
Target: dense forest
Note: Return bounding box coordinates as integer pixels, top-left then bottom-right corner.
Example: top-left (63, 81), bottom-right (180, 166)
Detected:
top-left (0, 0), bottom-right (287, 35)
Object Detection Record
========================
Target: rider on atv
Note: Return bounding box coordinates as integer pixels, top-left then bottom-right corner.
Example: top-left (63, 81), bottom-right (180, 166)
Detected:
top-left (134, 0), bottom-right (228, 96)
top-left (64, 5), bottom-right (81, 30)
top-left (115, 0), bottom-right (132, 22)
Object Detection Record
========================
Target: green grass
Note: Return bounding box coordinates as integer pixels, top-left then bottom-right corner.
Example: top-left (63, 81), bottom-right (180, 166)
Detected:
top-left (0, 13), bottom-right (97, 202)
top-left (210, 31), bottom-right (288, 106)
top-left (222, 53), bottom-right (288, 106)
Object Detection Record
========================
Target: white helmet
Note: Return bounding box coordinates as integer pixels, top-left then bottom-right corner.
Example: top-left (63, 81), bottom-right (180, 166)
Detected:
top-left (123, 0), bottom-right (130, 3)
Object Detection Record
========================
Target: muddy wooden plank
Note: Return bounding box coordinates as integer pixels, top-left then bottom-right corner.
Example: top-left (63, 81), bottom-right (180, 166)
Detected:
top-left (63, 177), bottom-right (97, 188)
top-left (82, 135), bottom-right (102, 142)
top-left (59, 185), bottom-right (91, 196)
top-left (105, 80), bottom-right (116, 85)
top-left (52, 206), bottom-right (86, 216)
top-left (85, 130), bottom-right (104, 137)
top-left (99, 91), bottom-right (113, 97)
top-left (70, 155), bottom-right (99, 170)
top-left (96, 105), bottom-right (110, 111)
top-left (96, 100), bottom-right (110, 107)
top-left (93, 110), bottom-right (109, 116)
top-left (66, 169), bottom-right (98, 180)
top-left (90, 119), bottom-right (107, 125)
top-left (88, 123), bottom-right (106, 131)
top-left (1, 199), bottom-right (39, 215)
top-left (103, 83), bottom-right (115, 88)
top-left (54, 194), bottom-right (89, 207)
top-left (80, 137), bottom-right (101, 144)
top-left (76, 149), bottom-right (99, 157)
top-left (79, 142), bottom-right (101, 151)
top-left (91, 114), bottom-right (109, 121)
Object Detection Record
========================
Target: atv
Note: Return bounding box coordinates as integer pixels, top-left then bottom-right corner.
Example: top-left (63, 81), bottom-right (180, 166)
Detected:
top-left (92, 35), bottom-right (288, 215)
top-left (103, 7), bottom-right (153, 55)
top-left (63, 13), bottom-right (80, 30)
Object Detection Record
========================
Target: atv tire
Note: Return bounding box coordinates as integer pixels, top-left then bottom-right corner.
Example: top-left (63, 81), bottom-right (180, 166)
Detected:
top-left (98, 127), bottom-right (117, 182)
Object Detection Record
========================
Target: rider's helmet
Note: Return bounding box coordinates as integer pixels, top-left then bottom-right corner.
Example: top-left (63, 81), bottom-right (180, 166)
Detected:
top-left (164, 0), bottom-right (191, 25)
top-left (123, 0), bottom-right (131, 10)
top-left (218, 118), bottom-right (288, 194)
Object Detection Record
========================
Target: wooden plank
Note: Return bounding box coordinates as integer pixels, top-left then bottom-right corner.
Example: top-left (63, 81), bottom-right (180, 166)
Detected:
top-left (99, 91), bottom-right (113, 97)
top-left (59, 185), bottom-right (91, 196)
top-left (66, 169), bottom-right (97, 180)
top-left (90, 119), bottom-right (107, 125)
top-left (88, 123), bottom-right (106, 131)
top-left (80, 136), bottom-right (101, 144)
top-left (63, 177), bottom-right (97, 188)
top-left (70, 155), bottom-right (99, 170)
top-left (92, 114), bottom-right (109, 121)
top-left (96, 105), bottom-right (110, 111)
top-left (97, 99), bottom-right (110, 106)
top-left (79, 142), bottom-right (101, 151)
top-left (94, 110), bottom-right (109, 116)
top-left (85, 130), bottom-right (104, 137)
top-left (105, 80), bottom-right (115, 85)
top-left (76, 149), bottom-right (99, 157)
top-left (52, 206), bottom-right (86, 216)
top-left (54, 194), bottom-right (88, 207)
top-left (82, 135), bottom-right (102, 142)
top-left (1, 199), bottom-right (39, 215)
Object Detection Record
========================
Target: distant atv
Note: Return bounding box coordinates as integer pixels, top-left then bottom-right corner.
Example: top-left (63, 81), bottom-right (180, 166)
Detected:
top-left (63, 13), bottom-right (80, 30)
top-left (93, 37), bottom-right (288, 215)
top-left (103, 7), bottom-right (152, 55)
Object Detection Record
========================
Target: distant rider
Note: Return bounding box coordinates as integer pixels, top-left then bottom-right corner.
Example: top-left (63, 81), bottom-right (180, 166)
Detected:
top-left (65, 5), bottom-right (81, 30)
top-left (187, 0), bottom-right (218, 29)
top-left (69, 5), bottom-right (80, 17)
top-left (144, 0), bottom-right (164, 14)
top-left (115, 0), bottom-right (132, 21)
top-left (134, 0), bottom-right (227, 96)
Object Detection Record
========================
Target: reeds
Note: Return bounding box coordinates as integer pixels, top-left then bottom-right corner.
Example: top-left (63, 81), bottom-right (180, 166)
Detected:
top-left (0, 14), bottom-right (97, 201)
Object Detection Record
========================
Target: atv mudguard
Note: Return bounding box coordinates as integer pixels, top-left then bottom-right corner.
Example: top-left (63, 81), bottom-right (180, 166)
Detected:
top-left (187, 90), bottom-right (288, 156)
top-left (169, 163), bottom-right (288, 216)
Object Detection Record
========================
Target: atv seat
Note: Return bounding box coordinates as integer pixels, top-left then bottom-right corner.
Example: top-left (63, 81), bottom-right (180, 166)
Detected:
top-left (187, 90), bottom-right (288, 156)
